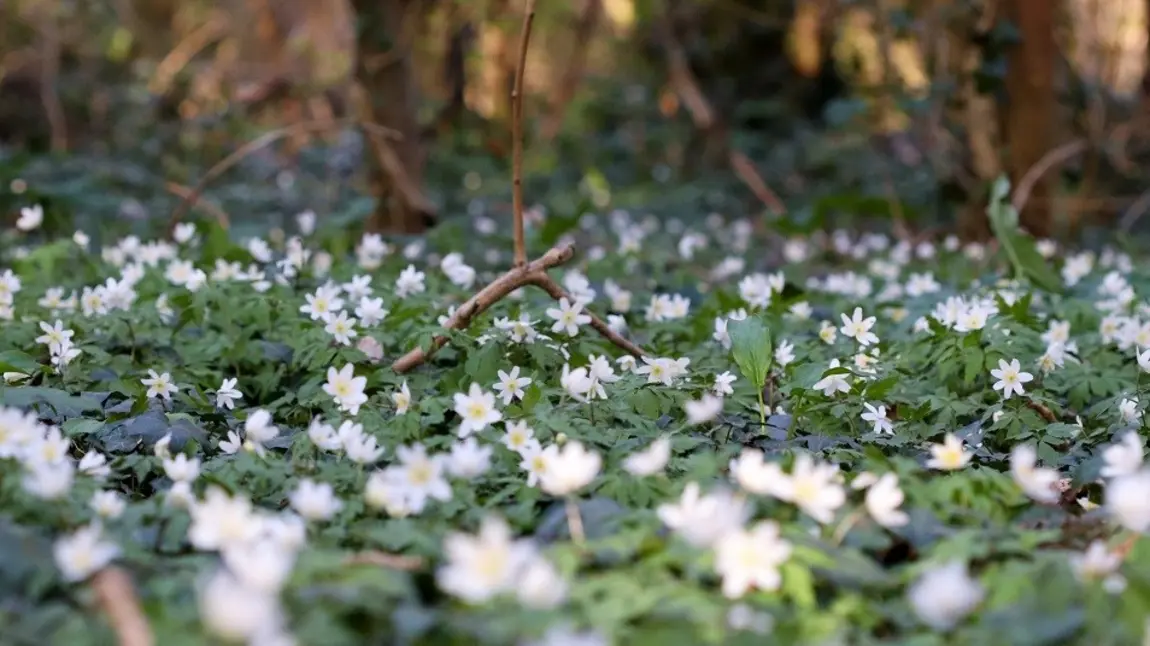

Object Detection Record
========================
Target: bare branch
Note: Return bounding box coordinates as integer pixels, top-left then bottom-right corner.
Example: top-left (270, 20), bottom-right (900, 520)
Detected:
top-left (1011, 140), bottom-right (1087, 218)
top-left (511, 0), bottom-right (538, 267)
top-left (391, 243), bottom-right (575, 373)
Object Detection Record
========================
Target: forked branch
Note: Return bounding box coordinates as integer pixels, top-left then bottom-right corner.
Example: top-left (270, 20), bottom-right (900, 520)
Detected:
top-left (389, 0), bottom-right (645, 374)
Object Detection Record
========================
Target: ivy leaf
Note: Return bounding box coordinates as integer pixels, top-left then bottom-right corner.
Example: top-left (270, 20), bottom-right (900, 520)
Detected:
top-left (728, 316), bottom-right (772, 389)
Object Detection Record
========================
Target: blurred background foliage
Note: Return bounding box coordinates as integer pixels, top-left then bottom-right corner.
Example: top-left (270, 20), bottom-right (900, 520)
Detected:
top-left (2, 0), bottom-right (1150, 246)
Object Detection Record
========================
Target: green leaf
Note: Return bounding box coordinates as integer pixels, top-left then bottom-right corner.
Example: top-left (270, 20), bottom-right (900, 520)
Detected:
top-left (0, 351), bottom-right (40, 375)
top-left (0, 387), bottom-right (102, 419)
top-left (964, 348), bottom-right (984, 385)
top-left (986, 175), bottom-right (1060, 293)
top-left (1006, 230), bottom-right (1061, 292)
top-left (728, 316), bottom-right (772, 389)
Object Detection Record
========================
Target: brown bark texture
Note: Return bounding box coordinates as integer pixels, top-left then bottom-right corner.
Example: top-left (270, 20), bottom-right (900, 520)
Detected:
top-left (1004, 0), bottom-right (1056, 238)
top-left (353, 0), bottom-right (436, 234)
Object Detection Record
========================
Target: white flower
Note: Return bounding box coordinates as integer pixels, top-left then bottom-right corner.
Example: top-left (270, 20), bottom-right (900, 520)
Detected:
top-left (516, 557), bottom-right (568, 609)
top-left (221, 539), bottom-right (296, 593)
top-left (657, 482), bottom-right (749, 548)
top-left (1120, 397), bottom-right (1141, 424)
top-left (167, 481), bottom-right (196, 509)
top-left (453, 383), bottom-right (502, 437)
top-left (1069, 540), bottom-right (1124, 587)
top-left (990, 358), bottom-right (1033, 400)
top-left (502, 421), bottom-right (537, 454)
top-left (713, 521), bottom-right (792, 598)
top-left (141, 369), bottom-right (179, 401)
top-left (17, 204), bottom-right (43, 231)
top-left (395, 265), bottom-right (426, 298)
top-left (244, 409), bottom-right (279, 452)
top-left (861, 402), bottom-right (893, 435)
top-left (493, 366), bottom-right (532, 405)
top-left (323, 364), bottom-right (368, 416)
top-left (713, 371), bottom-right (737, 397)
top-left (839, 307), bottom-right (879, 346)
top-left (219, 431), bottom-right (243, 454)
top-left (865, 473), bottom-right (909, 527)
top-left (188, 488), bottom-right (263, 549)
top-left (635, 356), bottom-right (678, 386)
top-left (907, 561), bottom-right (984, 631)
top-left (771, 454), bottom-right (846, 524)
top-left (812, 360), bottom-right (850, 397)
top-left (154, 433), bottom-right (172, 459)
top-left (23, 460), bottom-right (74, 499)
top-left (300, 285), bottom-right (343, 322)
top-left (78, 450), bottom-right (111, 478)
top-left (393, 443), bottom-right (453, 512)
top-left (392, 381), bottom-right (412, 415)
top-left (1010, 443), bottom-right (1061, 504)
top-left (324, 310), bottom-right (358, 346)
top-left (729, 450), bottom-right (787, 496)
top-left (684, 394), bottom-right (723, 424)
top-left (519, 445), bottom-right (551, 488)
top-left (54, 524), bottom-right (118, 581)
top-left (926, 433), bottom-right (973, 470)
top-left (90, 490), bottom-right (126, 519)
top-left (622, 436), bottom-right (671, 477)
top-left (35, 320), bottom-right (73, 352)
top-left (198, 570), bottom-right (284, 643)
top-left (546, 297), bottom-right (591, 336)
top-left (355, 296), bottom-right (388, 327)
top-left (1107, 469), bottom-right (1150, 532)
top-left (446, 437), bottom-right (493, 480)
top-left (163, 453), bottom-right (201, 483)
top-left (289, 479), bottom-right (342, 521)
top-left (216, 377), bottom-right (242, 410)
top-left (539, 441), bottom-right (601, 496)
top-left (560, 364), bottom-right (595, 401)
top-left (1102, 431), bottom-right (1144, 478)
top-left (344, 430), bottom-right (385, 465)
top-left (436, 516), bottom-right (537, 604)
top-left (774, 340), bottom-right (796, 367)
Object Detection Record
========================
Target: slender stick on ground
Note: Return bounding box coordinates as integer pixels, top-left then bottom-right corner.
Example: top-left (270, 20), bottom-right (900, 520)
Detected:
top-left (91, 567), bottom-right (154, 646)
top-left (390, 0), bottom-right (645, 374)
top-left (344, 551), bottom-right (425, 571)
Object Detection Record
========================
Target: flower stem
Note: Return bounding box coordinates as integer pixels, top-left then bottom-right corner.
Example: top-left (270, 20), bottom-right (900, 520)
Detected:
top-left (565, 497), bottom-right (585, 545)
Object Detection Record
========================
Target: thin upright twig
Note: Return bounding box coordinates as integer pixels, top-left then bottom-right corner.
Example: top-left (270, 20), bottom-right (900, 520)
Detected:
top-left (390, 0), bottom-right (645, 374)
top-left (511, 0), bottom-right (537, 267)
top-left (91, 567), bottom-right (153, 646)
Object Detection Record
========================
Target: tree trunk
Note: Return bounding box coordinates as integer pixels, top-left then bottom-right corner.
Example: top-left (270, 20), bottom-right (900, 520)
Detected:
top-left (353, 0), bottom-right (436, 234)
top-left (1004, 0), bottom-right (1056, 238)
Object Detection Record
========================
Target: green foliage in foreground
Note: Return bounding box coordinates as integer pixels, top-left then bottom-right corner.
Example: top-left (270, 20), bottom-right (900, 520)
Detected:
top-left (1, 206), bottom-right (1149, 646)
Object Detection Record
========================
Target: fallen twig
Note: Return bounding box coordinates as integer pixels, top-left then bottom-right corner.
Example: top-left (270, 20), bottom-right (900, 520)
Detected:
top-left (345, 551), bottom-right (425, 571)
top-left (91, 567), bottom-right (153, 646)
top-left (1026, 399), bottom-right (1057, 423)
